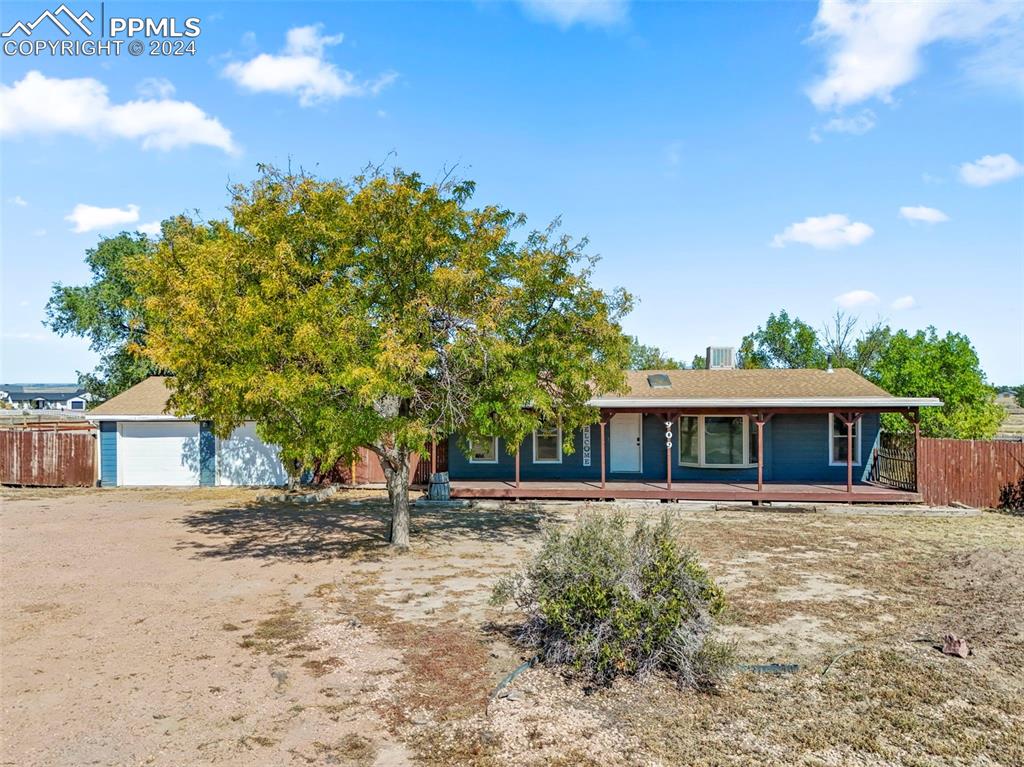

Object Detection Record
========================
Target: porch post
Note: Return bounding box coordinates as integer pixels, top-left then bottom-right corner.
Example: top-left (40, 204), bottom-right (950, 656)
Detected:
top-left (756, 417), bottom-right (765, 492)
top-left (665, 414), bottom-right (673, 491)
top-left (515, 447), bottom-right (521, 489)
top-left (599, 419), bottom-right (607, 489)
top-left (839, 412), bottom-right (861, 494)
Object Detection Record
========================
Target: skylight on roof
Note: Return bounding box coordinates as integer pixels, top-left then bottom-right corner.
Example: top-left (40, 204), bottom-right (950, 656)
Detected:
top-left (647, 373), bottom-right (671, 388)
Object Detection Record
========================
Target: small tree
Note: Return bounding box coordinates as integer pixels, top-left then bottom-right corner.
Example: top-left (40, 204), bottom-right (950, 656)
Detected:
top-left (132, 166), bottom-right (632, 546)
top-left (737, 310), bottom-right (826, 369)
top-left (627, 337), bottom-right (683, 369)
top-left (45, 231), bottom-right (159, 401)
top-left (874, 328), bottom-right (1004, 438)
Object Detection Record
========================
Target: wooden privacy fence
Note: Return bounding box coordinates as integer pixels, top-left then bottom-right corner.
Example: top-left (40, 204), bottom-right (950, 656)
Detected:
top-left (917, 437), bottom-right (1024, 509)
top-left (315, 441), bottom-right (449, 486)
top-left (0, 428), bottom-right (97, 487)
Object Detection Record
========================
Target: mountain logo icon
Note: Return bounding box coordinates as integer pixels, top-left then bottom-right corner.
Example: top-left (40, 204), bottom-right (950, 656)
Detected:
top-left (2, 4), bottom-right (94, 37)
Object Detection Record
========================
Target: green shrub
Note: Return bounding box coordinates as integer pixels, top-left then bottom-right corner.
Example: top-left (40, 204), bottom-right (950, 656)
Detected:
top-left (492, 512), bottom-right (732, 689)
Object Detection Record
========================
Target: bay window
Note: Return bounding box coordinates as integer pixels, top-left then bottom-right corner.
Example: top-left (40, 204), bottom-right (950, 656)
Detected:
top-left (678, 415), bottom-right (756, 468)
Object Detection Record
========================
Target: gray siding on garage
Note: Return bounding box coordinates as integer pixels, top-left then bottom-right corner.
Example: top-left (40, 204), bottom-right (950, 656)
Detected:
top-left (448, 412), bottom-right (879, 484)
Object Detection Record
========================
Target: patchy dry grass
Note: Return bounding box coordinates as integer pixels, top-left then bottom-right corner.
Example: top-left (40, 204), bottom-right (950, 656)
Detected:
top-left (383, 506), bottom-right (1024, 767)
top-left (4, 487), bottom-right (1021, 766)
top-left (238, 602), bottom-right (312, 654)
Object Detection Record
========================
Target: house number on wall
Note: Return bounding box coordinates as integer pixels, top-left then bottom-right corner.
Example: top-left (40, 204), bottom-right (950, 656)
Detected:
top-left (665, 420), bottom-right (673, 449)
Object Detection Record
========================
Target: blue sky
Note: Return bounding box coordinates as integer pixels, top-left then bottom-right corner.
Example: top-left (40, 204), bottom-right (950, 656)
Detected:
top-left (2, 0), bottom-right (1022, 384)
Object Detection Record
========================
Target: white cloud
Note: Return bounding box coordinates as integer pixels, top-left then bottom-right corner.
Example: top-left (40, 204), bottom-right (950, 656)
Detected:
top-left (137, 77), bottom-right (176, 99)
top-left (824, 108), bottom-right (877, 135)
top-left (835, 289), bottom-right (880, 309)
top-left (771, 214), bottom-right (874, 249)
top-left (518, 0), bottom-right (628, 28)
top-left (8, 195), bottom-right (27, 206)
top-left (891, 295), bottom-right (917, 310)
top-left (899, 205), bottom-right (949, 223)
top-left (137, 220), bottom-right (162, 236)
top-left (959, 153), bottom-right (1024, 186)
top-left (65, 203), bottom-right (139, 233)
top-left (223, 24), bottom-right (397, 107)
top-left (0, 71), bottom-right (236, 154)
top-left (806, 0), bottom-right (1023, 110)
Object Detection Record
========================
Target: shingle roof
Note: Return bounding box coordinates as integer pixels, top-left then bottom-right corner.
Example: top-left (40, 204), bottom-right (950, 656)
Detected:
top-left (611, 368), bottom-right (891, 400)
top-left (87, 368), bottom-right (938, 418)
top-left (88, 376), bottom-right (173, 415)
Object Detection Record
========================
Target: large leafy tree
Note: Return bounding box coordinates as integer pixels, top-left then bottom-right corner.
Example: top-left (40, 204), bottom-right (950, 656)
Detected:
top-left (45, 231), bottom-right (158, 400)
top-left (131, 166), bottom-right (632, 546)
top-left (737, 310), bottom-right (826, 369)
top-left (626, 337), bottom-right (683, 369)
top-left (738, 310), bottom-right (888, 377)
top-left (874, 328), bottom-right (1003, 439)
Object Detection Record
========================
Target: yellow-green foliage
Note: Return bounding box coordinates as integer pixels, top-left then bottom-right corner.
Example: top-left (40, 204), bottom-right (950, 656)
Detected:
top-left (128, 166), bottom-right (634, 478)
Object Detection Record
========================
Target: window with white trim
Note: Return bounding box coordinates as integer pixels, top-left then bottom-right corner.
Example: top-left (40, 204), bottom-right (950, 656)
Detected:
top-left (828, 414), bottom-right (861, 466)
top-left (468, 436), bottom-right (498, 463)
top-left (533, 424), bottom-right (562, 463)
top-left (678, 415), bottom-right (756, 468)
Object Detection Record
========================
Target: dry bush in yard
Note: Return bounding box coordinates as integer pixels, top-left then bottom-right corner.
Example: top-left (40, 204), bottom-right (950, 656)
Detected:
top-left (492, 512), bottom-right (732, 690)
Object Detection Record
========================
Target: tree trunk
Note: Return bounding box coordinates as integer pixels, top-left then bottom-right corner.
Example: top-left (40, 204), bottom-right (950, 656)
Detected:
top-left (377, 447), bottom-right (411, 547)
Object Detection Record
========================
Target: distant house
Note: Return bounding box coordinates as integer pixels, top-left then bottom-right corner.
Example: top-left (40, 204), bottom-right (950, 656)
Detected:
top-left (87, 377), bottom-right (288, 487)
top-left (0, 384), bottom-right (89, 411)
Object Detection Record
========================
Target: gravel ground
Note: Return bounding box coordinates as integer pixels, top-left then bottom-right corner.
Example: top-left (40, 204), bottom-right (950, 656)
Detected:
top-left (2, 487), bottom-right (1021, 766)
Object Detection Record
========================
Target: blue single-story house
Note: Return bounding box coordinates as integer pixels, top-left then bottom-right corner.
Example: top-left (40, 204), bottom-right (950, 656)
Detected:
top-left (444, 355), bottom-right (941, 502)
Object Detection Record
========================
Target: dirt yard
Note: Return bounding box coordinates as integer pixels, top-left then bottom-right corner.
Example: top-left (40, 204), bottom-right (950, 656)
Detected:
top-left (2, 488), bottom-right (1022, 766)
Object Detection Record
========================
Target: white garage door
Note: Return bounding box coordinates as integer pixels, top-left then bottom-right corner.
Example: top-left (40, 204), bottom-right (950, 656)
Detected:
top-left (119, 421), bottom-right (201, 486)
top-left (217, 422), bottom-right (288, 486)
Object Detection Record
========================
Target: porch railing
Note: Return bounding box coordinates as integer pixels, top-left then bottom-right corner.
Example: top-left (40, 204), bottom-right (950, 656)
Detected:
top-left (869, 431), bottom-right (917, 492)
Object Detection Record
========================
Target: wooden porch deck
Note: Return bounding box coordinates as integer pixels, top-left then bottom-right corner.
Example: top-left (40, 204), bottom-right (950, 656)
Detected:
top-left (448, 480), bottom-right (922, 504)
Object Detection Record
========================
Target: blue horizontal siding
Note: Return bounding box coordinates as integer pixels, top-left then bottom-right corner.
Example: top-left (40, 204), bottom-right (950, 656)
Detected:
top-left (100, 421), bottom-right (117, 487)
top-left (770, 412), bottom-right (879, 482)
top-left (448, 412), bottom-right (879, 485)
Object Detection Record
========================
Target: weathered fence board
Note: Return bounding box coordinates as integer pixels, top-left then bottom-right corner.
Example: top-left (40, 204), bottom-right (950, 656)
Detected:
top-left (0, 429), bottom-right (97, 487)
top-left (314, 442), bottom-right (448, 486)
top-left (917, 437), bottom-right (1024, 509)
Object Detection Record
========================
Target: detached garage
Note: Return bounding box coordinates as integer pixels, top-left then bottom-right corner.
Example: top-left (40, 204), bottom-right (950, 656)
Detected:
top-left (89, 377), bottom-right (287, 487)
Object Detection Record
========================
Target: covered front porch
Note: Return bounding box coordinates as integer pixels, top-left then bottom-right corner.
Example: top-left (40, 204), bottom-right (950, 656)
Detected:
top-left (441, 401), bottom-right (927, 504)
top-left (448, 479), bottom-right (921, 503)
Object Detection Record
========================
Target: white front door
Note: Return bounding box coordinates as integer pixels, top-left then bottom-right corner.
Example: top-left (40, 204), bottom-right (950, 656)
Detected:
top-left (609, 413), bottom-right (642, 472)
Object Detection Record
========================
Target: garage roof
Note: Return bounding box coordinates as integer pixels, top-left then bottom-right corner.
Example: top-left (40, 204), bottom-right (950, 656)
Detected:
top-left (87, 376), bottom-right (175, 417)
